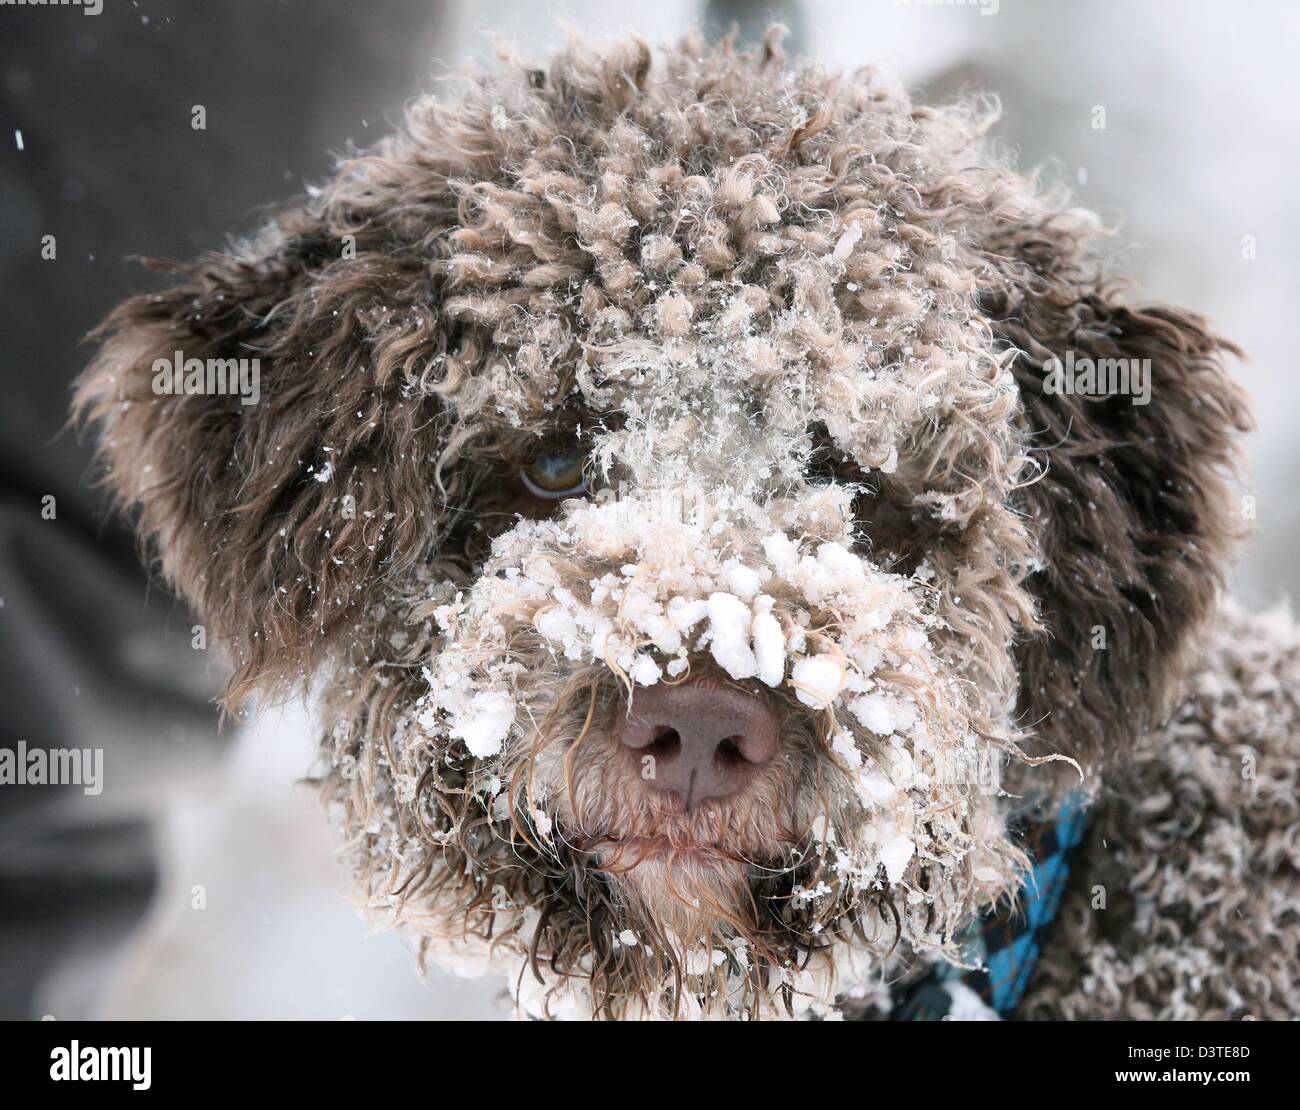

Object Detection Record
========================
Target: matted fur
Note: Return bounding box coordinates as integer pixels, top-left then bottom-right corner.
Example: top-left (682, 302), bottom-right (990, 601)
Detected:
top-left (75, 27), bottom-right (1288, 1020)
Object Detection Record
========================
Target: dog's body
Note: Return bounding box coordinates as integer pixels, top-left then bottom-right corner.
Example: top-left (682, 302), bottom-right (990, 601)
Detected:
top-left (77, 29), bottom-right (1297, 1019)
top-left (1005, 602), bottom-right (1297, 1020)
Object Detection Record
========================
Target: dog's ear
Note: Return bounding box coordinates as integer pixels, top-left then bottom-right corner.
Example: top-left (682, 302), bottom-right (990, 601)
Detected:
top-left (76, 208), bottom-right (453, 704)
top-left (980, 224), bottom-right (1253, 770)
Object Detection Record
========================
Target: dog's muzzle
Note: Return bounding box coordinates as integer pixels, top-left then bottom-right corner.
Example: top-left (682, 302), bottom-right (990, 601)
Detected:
top-left (614, 681), bottom-right (780, 811)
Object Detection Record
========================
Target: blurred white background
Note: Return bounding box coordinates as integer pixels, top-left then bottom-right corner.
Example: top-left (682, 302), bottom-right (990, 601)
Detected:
top-left (40, 0), bottom-right (1296, 1019)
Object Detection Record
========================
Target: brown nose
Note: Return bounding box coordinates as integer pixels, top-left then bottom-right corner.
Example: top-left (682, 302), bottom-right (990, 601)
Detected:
top-left (615, 682), bottom-right (779, 810)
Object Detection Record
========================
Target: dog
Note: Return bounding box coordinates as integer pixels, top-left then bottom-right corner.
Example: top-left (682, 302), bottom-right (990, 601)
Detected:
top-left (75, 27), bottom-right (1298, 1020)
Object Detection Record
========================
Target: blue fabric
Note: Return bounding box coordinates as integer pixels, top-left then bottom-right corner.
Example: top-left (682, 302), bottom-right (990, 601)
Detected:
top-left (894, 792), bottom-right (1089, 1020)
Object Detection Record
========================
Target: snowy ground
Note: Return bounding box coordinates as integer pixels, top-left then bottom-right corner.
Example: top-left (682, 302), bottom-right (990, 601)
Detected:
top-left (81, 700), bottom-right (504, 1020)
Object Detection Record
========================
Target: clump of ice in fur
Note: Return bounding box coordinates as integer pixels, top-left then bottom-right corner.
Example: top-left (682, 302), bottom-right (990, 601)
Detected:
top-left (451, 692), bottom-right (515, 758)
top-left (704, 591), bottom-right (759, 680)
top-left (751, 610), bottom-right (786, 686)
top-left (791, 655), bottom-right (846, 710)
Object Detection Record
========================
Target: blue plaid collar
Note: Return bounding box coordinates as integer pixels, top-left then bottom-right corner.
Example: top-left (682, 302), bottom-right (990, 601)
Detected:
top-left (893, 792), bottom-right (1090, 1020)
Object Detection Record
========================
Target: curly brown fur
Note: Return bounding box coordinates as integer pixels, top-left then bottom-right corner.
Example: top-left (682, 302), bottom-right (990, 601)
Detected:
top-left (1022, 604), bottom-right (1300, 1019)
top-left (989, 263), bottom-right (1252, 771)
top-left (74, 27), bottom-right (1286, 1019)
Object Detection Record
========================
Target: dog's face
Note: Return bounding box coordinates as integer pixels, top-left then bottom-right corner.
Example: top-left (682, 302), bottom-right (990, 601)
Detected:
top-left (78, 31), bottom-right (1250, 1018)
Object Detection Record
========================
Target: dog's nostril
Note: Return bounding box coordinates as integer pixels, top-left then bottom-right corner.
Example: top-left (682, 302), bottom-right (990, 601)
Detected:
top-left (650, 727), bottom-right (682, 757)
top-left (714, 736), bottom-right (746, 769)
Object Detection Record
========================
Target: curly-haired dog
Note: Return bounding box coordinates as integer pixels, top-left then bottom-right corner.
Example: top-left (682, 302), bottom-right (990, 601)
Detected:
top-left (76, 29), bottom-right (1298, 1020)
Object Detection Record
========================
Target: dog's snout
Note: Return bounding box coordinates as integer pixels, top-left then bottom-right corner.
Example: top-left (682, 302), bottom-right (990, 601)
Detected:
top-left (616, 682), bottom-right (779, 809)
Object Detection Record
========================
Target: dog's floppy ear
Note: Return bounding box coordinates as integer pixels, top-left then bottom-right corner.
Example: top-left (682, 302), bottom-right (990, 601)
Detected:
top-left (76, 207), bottom-right (453, 704)
top-left (980, 223), bottom-right (1252, 770)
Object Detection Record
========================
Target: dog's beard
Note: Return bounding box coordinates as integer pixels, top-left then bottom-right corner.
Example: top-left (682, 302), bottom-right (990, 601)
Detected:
top-left (551, 710), bottom-right (820, 1014)
top-left (326, 671), bottom-right (1024, 1019)
top-left (352, 666), bottom-right (1024, 1020)
top-left (328, 481), bottom-right (1035, 1019)
top-left (599, 853), bottom-right (834, 1020)
top-left (538, 757), bottom-right (875, 1019)
top-left (574, 822), bottom-right (855, 1020)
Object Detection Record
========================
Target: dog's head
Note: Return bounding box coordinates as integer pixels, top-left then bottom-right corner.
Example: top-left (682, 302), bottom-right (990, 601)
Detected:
top-left (77, 29), bottom-right (1250, 1018)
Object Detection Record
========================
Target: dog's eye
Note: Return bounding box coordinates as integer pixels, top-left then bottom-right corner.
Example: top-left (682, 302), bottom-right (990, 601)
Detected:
top-left (520, 446), bottom-right (589, 499)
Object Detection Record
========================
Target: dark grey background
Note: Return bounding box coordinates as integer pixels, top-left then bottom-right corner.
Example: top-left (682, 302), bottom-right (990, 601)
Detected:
top-left (0, 0), bottom-right (452, 1020)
